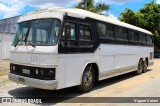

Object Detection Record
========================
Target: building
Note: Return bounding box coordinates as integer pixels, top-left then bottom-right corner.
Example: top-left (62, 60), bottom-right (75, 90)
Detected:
top-left (0, 16), bottom-right (20, 60)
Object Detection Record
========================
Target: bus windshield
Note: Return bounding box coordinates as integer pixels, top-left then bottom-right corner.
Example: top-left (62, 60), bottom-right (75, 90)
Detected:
top-left (12, 19), bottom-right (61, 46)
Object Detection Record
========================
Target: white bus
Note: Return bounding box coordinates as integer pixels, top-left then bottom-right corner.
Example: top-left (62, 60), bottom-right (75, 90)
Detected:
top-left (9, 8), bottom-right (154, 92)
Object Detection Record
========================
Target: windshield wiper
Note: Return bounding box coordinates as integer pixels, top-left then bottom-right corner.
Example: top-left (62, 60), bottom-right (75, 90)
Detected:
top-left (14, 34), bottom-right (26, 47)
top-left (25, 40), bottom-right (36, 48)
top-left (14, 27), bottom-right (30, 48)
top-left (14, 22), bottom-right (35, 48)
top-left (24, 28), bottom-right (36, 48)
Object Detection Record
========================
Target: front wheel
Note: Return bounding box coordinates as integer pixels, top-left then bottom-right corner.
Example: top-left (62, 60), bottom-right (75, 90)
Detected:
top-left (77, 65), bottom-right (95, 92)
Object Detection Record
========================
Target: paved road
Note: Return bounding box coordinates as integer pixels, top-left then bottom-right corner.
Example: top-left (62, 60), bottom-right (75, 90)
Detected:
top-left (0, 59), bottom-right (160, 106)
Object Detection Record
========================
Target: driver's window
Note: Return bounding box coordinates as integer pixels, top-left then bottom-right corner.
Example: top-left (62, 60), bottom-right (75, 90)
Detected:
top-left (61, 22), bottom-right (77, 48)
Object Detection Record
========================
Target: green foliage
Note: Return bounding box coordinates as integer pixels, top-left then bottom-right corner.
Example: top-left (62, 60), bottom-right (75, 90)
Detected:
top-left (75, 0), bottom-right (109, 13)
top-left (119, 1), bottom-right (160, 48)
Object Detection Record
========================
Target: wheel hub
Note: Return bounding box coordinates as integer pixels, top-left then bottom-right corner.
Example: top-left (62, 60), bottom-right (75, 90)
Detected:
top-left (84, 71), bottom-right (92, 87)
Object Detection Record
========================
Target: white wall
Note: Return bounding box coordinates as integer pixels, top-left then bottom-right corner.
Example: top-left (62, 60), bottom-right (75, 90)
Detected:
top-left (0, 16), bottom-right (19, 60)
top-left (0, 33), bottom-right (13, 60)
top-left (0, 35), bottom-right (2, 61)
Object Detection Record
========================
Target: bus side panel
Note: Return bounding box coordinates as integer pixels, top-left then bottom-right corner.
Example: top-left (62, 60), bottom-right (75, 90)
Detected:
top-left (57, 53), bottom-right (99, 89)
top-left (99, 44), bottom-right (154, 80)
top-left (99, 44), bottom-right (139, 80)
top-left (139, 46), bottom-right (154, 64)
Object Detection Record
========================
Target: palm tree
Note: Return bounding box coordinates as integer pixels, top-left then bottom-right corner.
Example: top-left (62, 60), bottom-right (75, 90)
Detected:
top-left (75, 0), bottom-right (109, 13)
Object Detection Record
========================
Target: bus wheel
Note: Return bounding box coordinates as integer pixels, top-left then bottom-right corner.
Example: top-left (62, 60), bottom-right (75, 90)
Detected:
top-left (77, 65), bottom-right (95, 92)
top-left (136, 59), bottom-right (143, 75)
top-left (142, 60), bottom-right (147, 73)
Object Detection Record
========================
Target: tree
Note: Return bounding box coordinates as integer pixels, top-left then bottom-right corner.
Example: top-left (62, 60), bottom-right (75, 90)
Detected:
top-left (75, 0), bottom-right (109, 13)
top-left (119, 1), bottom-right (160, 49)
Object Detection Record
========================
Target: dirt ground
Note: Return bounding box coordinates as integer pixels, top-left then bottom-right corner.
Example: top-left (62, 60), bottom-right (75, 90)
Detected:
top-left (0, 60), bottom-right (10, 76)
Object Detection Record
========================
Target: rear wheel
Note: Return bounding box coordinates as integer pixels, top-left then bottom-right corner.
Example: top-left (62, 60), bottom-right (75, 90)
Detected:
top-left (77, 65), bottom-right (95, 92)
top-left (136, 59), bottom-right (143, 75)
top-left (142, 60), bottom-right (147, 73)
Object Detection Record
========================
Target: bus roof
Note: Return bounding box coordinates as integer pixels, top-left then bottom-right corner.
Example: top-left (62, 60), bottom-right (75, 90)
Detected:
top-left (22, 8), bottom-right (152, 35)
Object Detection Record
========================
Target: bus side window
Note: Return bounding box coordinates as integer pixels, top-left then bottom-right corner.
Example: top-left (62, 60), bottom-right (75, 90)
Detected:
top-left (106, 24), bottom-right (114, 39)
top-left (79, 25), bottom-right (93, 48)
top-left (146, 35), bottom-right (153, 44)
top-left (97, 23), bottom-right (106, 38)
top-left (128, 30), bottom-right (134, 41)
top-left (129, 30), bottom-right (138, 42)
top-left (97, 23), bottom-right (114, 39)
top-left (61, 22), bottom-right (77, 48)
top-left (115, 26), bottom-right (121, 40)
top-left (121, 28), bottom-right (128, 40)
top-left (115, 26), bottom-right (128, 41)
top-left (139, 32), bottom-right (146, 43)
top-left (134, 32), bottom-right (139, 42)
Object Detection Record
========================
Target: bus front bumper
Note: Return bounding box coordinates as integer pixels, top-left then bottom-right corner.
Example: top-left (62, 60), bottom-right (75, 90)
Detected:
top-left (8, 73), bottom-right (58, 90)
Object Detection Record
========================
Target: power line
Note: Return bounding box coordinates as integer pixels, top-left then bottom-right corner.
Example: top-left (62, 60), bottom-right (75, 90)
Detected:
top-left (110, 8), bottom-right (121, 14)
top-left (109, 6), bottom-right (122, 14)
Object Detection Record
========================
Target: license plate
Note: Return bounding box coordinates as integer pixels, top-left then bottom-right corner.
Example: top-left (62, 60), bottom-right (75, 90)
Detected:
top-left (18, 77), bottom-right (25, 82)
top-left (22, 69), bottom-right (30, 74)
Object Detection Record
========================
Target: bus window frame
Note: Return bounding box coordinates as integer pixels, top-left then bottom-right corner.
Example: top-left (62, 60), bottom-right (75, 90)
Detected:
top-left (59, 18), bottom-right (94, 53)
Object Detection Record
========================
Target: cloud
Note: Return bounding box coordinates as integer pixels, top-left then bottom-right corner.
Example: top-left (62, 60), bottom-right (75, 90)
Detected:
top-left (0, 0), bottom-right (25, 18)
top-left (157, 0), bottom-right (160, 4)
top-left (108, 0), bottom-right (136, 3)
top-left (108, 13), bottom-right (118, 20)
top-left (0, 0), bottom-right (145, 19)
top-left (22, 0), bottom-right (74, 9)
top-left (0, 0), bottom-right (76, 19)
top-left (98, 0), bottom-right (143, 4)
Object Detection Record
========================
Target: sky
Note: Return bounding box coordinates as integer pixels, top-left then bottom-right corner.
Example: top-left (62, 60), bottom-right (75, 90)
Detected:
top-left (0, 0), bottom-right (159, 20)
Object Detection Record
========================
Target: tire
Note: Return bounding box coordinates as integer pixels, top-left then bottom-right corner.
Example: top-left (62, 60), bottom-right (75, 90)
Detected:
top-left (142, 60), bottom-right (147, 73)
top-left (77, 65), bottom-right (95, 92)
top-left (136, 59), bottom-right (143, 75)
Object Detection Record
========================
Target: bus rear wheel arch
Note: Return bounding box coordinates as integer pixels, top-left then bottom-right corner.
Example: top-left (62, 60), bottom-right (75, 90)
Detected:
top-left (136, 58), bottom-right (148, 74)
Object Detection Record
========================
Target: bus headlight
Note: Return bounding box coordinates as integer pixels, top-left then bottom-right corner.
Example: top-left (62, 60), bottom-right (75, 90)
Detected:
top-left (13, 66), bottom-right (15, 71)
top-left (10, 64), bottom-right (15, 71)
top-left (48, 70), bottom-right (55, 77)
top-left (34, 68), bottom-right (55, 80)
